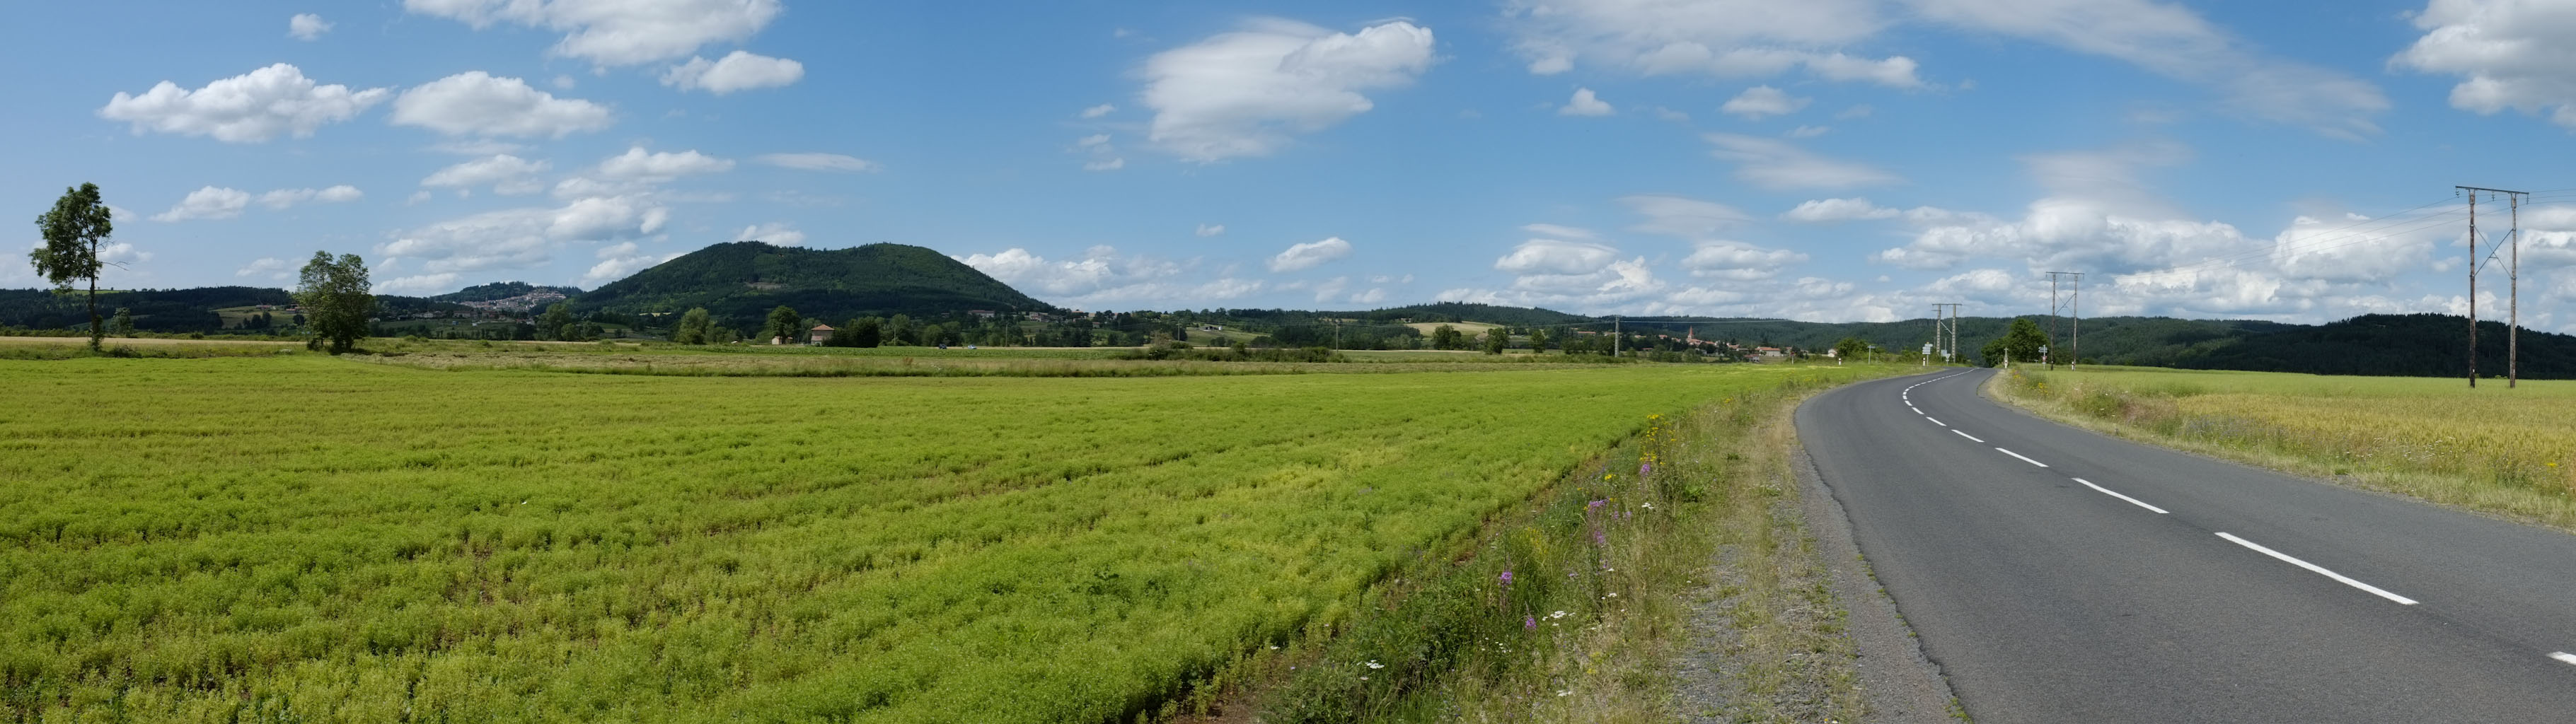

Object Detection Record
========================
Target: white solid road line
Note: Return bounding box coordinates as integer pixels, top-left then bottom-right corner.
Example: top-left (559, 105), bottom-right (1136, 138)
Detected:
top-left (2072, 477), bottom-right (2169, 514)
top-left (1996, 448), bottom-right (2050, 467)
top-left (1954, 430), bottom-right (1985, 443)
top-left (2215, 532), bottom-right (2419, 606)
top-left (1927, 416), bottom-right (1946, 427)
top-left (1910, 406), bottom-right (1922, 414)
top-left (2551, 652), bottom-right (2576, 667)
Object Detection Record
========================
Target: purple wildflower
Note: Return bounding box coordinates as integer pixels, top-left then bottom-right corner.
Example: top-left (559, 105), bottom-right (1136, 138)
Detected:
top-left (1593, 530), bottom-right (1607, 546)
top-left (1640, 462), bottom-right (1653, 476)
top-left (1499, 570), bottom-right (1514, 586)
top-left (1525, 614), bottom-right (1537, 631)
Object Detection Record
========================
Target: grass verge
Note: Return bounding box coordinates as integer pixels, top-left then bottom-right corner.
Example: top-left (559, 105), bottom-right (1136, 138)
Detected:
top-left (1208, 372), bottom-right (1887, 723)
top-left (1989, 366), bottom-right (2576, 532)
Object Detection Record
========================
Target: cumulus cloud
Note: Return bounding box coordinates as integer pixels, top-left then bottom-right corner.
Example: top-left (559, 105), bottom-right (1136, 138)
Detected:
top-left (373, 272), bottom-right (463, 296)
top-left (1680, 240), bottom-right (1808, 279)
top-left (257, 185), bottom-right (364, 209)
top-left (1495, 238), bottom-right (1619, 275)
top-left (422, 154), bottom-right (550, 194)
top-left (1081, 103), bottom-right (1116, 118)
top-left (596, 147), bottom-right (734, 179)
top-left (1721, 85), bottom-right (1811, 119)
top-left (1782, 197), bottom-right (1902, 222)
top-left (734, 221), bottom-right (806, 247)
top-left (1704, 134), bottom-right (1901, 189)
top-left (1909, 0), bottom-right (2385, 138)
top-left (1620, 194), bottom-right (1751, 238)
top-left (1074, 134), bottom-right (1125, 171)
top-left (1504, 0), bottom-right (1920, 86)
top-left (661, 50), bottom-right (804, 94)
top-left (582, 242), bottom-right (685, 286)
top-left (2393, 0), bottom-right (2576, 130)
top-left (379, 195), bottom-right (669, 274)
top-left (1269, 236), bottom-right (1354, 272)
top-left (1560, 88), bottom-right (1614, 116)
top-left (957, 245), bottom-right (1262, 305)
top-left (99, 64), bottom-right (389, 142)
top-left (1142, 18), bottom-right (1435, 161)
top-left (390, 71), bottom-right (613, 137)
top-left (288, 13), bottom-right (332, 40)
top-left (236, 257), bottom-right (296, 281)
top-left (403, 0), bottom-right (784, 66)
top-left (754, 153), bottom-right (879, 172)
top-left (151, 187), bottom-right (251, 221)
top-left (1195, 223), bottom-right (1226, 238)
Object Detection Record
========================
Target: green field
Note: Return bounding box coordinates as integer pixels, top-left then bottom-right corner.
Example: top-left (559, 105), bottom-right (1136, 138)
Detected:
top-left (1999, 366), bottom-right (2576, 527)
top-left (0, 355), bottom-right (1874, 723)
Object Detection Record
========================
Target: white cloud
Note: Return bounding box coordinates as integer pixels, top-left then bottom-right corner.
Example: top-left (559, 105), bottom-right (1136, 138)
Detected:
top-left (1782, 197), bottom-right (1901, 222)
top-left (390, 71), bottom-right (613, 138)
top-left (1704, 134), bottom-right (1901, 189)
top-left (1313, 276), bottom-right (1351, 302)
top-left (1081, 103), bottom-right (1117, 118)
top-left (1269, 237), bottom-right (1354, 272)
top-left (429, 139), bottom-right (528, 156)
top-left (1908, 0), bottom-right (2386, 138)
top-left (1836, 104), bottom-right (1875, 119)
top-left (1196, 223), bottom-right (1226, 238)
top-left (374, 272), bottom-right (462, 296)
top-left (152, 187), bottom-right (251, 221)
top-left (583, 243), bottom-right (685, 286)
top-left (661, 50), bottom-right (804, 94)
top-left (403, 0), bottom-right (784, 67)
top-left (1142, 18), bottom-right (1436, 161)
top-left (754, 153), bottom-right (880, 172)
top-left (1349, 288), bottom-right (1390, 305)
top-left (379, 195), bottom-right (669, 274)
top-left (1721, 85), bottom-right (1811, 119)
top-left (1786, 124), bottom-right (1830, 138)
top-left (1495, 238), bottom-right (1619, 275)
top-left (407, 190), bottom-right (434, 205)
top-left (237, 257), bottom-right (296, 280)
top-left (1680, 240), bottom-right (1808, 279)
top-left (1560, 87), bottom-right (1614, 116)
top-left (1504, 0), bottom-right (1921, 87)
top-left (734, 222), bottom-right (806, 247)
top-left (957, 245), bottom-right (1261, 305)
top-left (256, 185), bottom-right (364, 209)
top-left (98, 64), bottom-right (389, 142)
top-left (596, 146), bottom-right (734, 179)
top-left (2393, 0), bottom-right (2576, 130)
top-left (1620, 194), bottom-right (1750, 238)
top-left (422, 154), bottom-right (551, 194)
top-left (1075, 134), bottom-right (1124, 171)
top-left (288, 13), bottom-right (332, 40)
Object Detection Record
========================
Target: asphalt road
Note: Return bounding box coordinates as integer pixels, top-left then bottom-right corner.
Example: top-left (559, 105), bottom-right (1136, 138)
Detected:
top-left (1800, 368), bottom-right (2576, 723)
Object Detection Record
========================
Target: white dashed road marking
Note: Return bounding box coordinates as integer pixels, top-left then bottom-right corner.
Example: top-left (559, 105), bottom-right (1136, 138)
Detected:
top-left (1997, 448), bottom-right (2050, 467)
top-left (2216, 532), bottom-right (2418, 606)
top-left (2073, 478), bottom-right (2169, 514)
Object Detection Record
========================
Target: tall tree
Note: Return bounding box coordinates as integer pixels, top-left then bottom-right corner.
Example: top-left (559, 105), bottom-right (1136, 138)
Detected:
top-left (1980, 317), bottom-right (2047, 368)
top-left (31, 183), bottom-right (116, 350)
top-left (886, 313), bottom-right (913, 346)
top-left (763, 305), bottom-right (802, 344)
top-left (295, 251), bottom-right (376, 354)
top-left (1833, 337), bottom-right (1869, 361)
top-left (849, 317), bottom-right (884, 347)
top-left (1482, 327), bottom-right (1508, 354)
top-left (672, 308), bottom-right (712, 344)
top-left (1527, 327), bottom-right (1552, 353)
top-left (107, 308), bottom-right (134, 337)
top-left (537, 302), bottom-right (575, 341)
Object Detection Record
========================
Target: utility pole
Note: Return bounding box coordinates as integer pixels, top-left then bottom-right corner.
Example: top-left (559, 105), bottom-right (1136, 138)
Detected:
top-left (1614, 315), bottom-right (1622, 358)
top-left (2458, 185), bottom-right (2526, 388)
top-left (1927, 305), bottom-right (1941, 366)
top-left (1946, 303), bottom-right (1964, 365)
top-left (2047, 272), bottom-right (2084, 370)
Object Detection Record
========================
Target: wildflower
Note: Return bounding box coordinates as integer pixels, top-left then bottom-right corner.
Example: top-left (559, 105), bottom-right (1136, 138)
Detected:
top-left (1499, 570), bottom-right (1514, 586)
top-left (1364, 660), bottom-right (1383, 670)
top-left (1641, 502), bottom-right (1654, 510)
top-left (1639, 462), bottom-right (1653, 476)
top-left (1549, 610), bottom-right (1569, 619)
top-left (1557, 689), bottom-right (1571, 697)
top-left (1525, 614), bottom-right (1536, 631)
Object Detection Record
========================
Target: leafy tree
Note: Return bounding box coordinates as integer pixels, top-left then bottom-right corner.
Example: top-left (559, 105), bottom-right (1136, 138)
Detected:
top-left (294, 251), bottom-right (376, 354)
top-left (672, 308), bottom-right (712, 344)
top-left (887, 313), bottom-right (913, 346)
top-left (108, 308), bottom-right (134, 337)
top-left (1833, 337), bottom-right (1869, 361)
top-left (30, 182), bottom-right (116, 350)
top-left (1431, 325), bottom-right (1465, 350)
top-left (538, 302), bottom-right (576, 341)
top-left (763, 305), bottom-right (803, 344)
top-left (1482, 327), bottom-right (1508, 354)
top-left (1527, 327), bottom-right (1552, 353)
top-left (1980, 317), bottom-right (2047, 367)
top-left (850, 317), bottom-right (884, 347)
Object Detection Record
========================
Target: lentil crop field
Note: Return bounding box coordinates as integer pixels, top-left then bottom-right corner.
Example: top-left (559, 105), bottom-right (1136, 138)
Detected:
top-left (0, 356), bottom-right (1867, 723)
top-left (2002, 366), bottom-right (2576, 527)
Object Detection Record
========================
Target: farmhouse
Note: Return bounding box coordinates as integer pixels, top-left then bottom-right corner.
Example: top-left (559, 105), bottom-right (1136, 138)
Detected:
top-left (808, 323), bottom-right (835, 346)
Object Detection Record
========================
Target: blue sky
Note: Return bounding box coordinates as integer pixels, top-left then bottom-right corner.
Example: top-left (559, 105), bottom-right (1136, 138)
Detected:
top-left (10, 0), bottom-right (2576, 329)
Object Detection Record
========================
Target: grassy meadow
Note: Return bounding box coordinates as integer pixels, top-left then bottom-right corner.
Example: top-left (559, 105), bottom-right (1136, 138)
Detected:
top-left (0, 352), bottom-right (1884, 723)
top-left (1996, 366), bottom-right (2576, 528)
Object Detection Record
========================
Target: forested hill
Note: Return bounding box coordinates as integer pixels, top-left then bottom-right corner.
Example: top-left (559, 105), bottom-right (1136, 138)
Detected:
top-left (431, 281), bottom-right (582, 303)
top-left (568, 241), bottom-right (1054, 327)
top-left (2165, 314), bottom-right (2576, 379)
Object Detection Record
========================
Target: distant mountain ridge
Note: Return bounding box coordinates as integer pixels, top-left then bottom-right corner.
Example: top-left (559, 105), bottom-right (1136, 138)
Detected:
top-left (568, 241), bottom-right (1055, 327)
top-left (430, 281), bottom-right (583, 303)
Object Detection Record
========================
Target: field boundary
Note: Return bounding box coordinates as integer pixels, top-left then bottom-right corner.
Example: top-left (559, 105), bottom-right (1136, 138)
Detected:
top-left (1784, 422), bottom-right (1960, 723)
